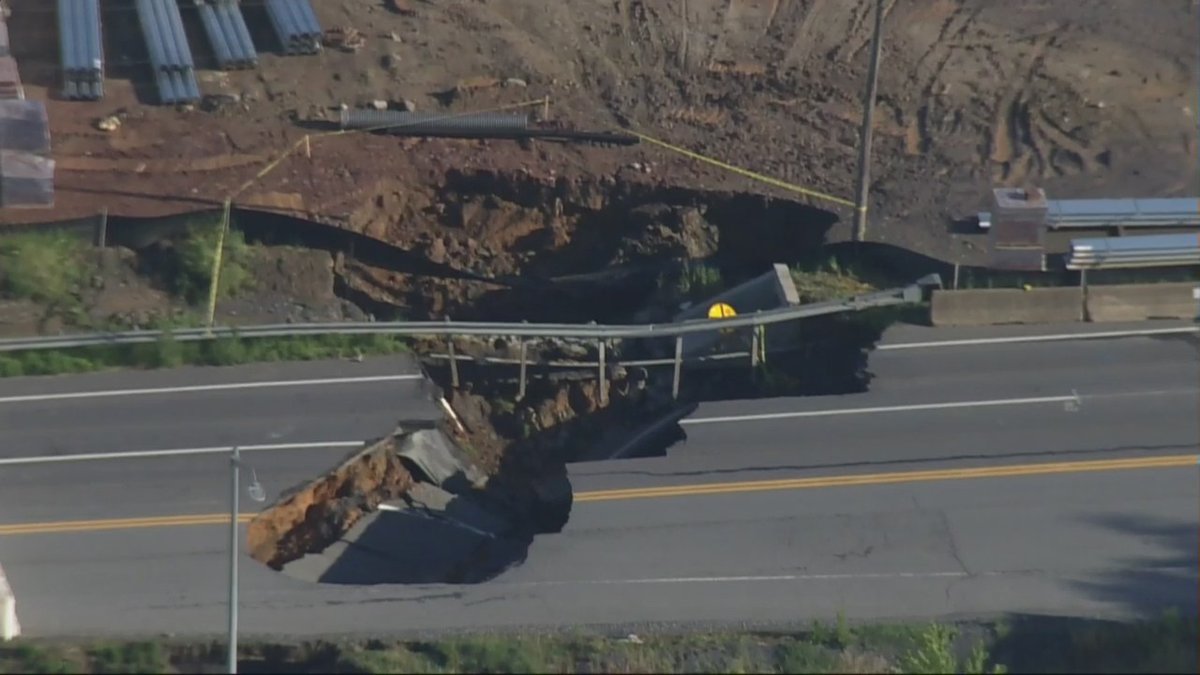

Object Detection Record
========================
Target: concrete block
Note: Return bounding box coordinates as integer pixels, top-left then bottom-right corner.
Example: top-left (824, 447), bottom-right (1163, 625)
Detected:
top-left (0, 563), bottom-right (19, 641)
top-left (773, 263), bottom-right (801, 306)
top-left (931, 288), bottom-right (1083, 326)
top-left (1086, 282), bottom-right (1200, 322)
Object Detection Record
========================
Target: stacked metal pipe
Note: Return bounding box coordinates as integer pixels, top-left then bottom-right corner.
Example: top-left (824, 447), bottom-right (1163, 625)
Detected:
top-left (134, 0), bottom-right (201, 104)
top-left (1046, 197), bottom-right (1200, 230)
top-left (197, 0), bottom-right (257, 70)
top-left (264, 0), bottom-right (322, 55)
top-left (57, 0), bottom-right (104, 100)
top-left (1067, 233), bottom-right (1200, 270)
top-left (339, 109), bottom-right (531, 136)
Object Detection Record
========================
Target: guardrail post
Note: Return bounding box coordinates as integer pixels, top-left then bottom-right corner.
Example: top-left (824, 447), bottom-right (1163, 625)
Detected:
top-left (598, 340), bottom-right (607, 405)
top-left (952, 263), bottom-right (959, 290)
top-left (672, 335), bottom-right (683, 400)
top-left (517, 340), bottom-right (528, 401)
top-left (750, 324), bottom-right (760, 370)
top-left (95, 208), bottom-right (108, 248)
top-left (447, 337), bottom-right (459, 389)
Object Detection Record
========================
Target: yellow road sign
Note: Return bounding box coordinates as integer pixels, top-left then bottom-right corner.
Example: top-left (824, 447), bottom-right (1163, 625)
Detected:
top-left (707, 302), bottom-right (737, 320)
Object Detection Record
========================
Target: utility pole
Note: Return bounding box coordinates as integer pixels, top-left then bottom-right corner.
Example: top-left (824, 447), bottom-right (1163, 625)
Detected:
top-left (228, 446), bottom-right (240, 675)
top-left (227, 448), bottom-right (265, 675)
top-left (852, 0), bottom-right (886, 243)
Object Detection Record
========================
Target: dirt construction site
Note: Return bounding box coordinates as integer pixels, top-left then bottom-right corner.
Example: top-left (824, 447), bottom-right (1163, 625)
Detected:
top-left (2, 0), bottom-right (1197, 271)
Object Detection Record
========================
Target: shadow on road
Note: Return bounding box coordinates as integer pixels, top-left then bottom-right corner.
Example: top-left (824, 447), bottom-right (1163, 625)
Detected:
top-left (1070, 512), bottom-right (1199, 618)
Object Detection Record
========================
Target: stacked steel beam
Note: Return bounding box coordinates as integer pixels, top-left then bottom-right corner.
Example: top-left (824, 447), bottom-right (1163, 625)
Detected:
top-left (197, 0), bottom-right (257, 70)
top-left (57, 0), bottom-right (105, 100)
top-left (1067, 233), bottom-right (1200, 270)
top-left (134, 0), bottom-right (201, 104)
top-left (264, 0), bottom-right (322, 55)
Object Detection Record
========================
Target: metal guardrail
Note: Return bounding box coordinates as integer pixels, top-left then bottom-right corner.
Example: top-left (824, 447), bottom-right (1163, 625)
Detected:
top-left (980, 197), bottom-right (1200, 232)
top-left (0, 276), bottom-right (940, 353)
top-left (1047, 197), bottom-right (1200, 230)
top-left (1067, 233), bottom-right (1200, 270)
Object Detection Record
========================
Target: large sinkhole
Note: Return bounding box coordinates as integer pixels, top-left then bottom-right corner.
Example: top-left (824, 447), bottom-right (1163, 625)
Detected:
top-left (223, 169), bottom-right (844, 325)
top-left (242, 169), bottom-right (929, 586)
top-left (247, 308), bottom-right (909, 587)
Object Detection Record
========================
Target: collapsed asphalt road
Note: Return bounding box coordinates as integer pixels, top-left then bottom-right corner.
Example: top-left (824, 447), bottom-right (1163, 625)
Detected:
top-left (0, 322), bottom-right (1197, 635)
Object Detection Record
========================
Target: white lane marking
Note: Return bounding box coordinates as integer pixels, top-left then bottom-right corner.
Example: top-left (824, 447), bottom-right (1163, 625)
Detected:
top-left (683, 388), bottom-right (1199, 426)
top-left (0, 441), bottom-right (364, 466)
top-left (877, 326), bottom-right (1200, 351)
top-left (0, 374), bottom-right (424, 405)
top-left (508, 571), bottom-right (969, 587)
top-left (682, 394), bottom-right (1078, 425)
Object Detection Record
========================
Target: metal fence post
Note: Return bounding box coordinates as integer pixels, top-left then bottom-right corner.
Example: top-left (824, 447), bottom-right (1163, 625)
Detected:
top-left (672, 336), bottom-right (683, 400)
top-left (750, 324), bottom-right (760, 370)
top-left (95, 208), bottom-right (108, 248)
top-left (447, 336), bottom-right (459, 389)
top-left (598, 340), bottom-right (607, 405)
top-left (517, 340), bottom-right (528, 401)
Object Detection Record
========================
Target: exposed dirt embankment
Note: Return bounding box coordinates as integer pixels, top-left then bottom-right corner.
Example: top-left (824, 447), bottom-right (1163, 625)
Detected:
top-left (246, 356), bottom-right (674, 578)
top-left (247, 436), bottom-right (414, 570)
top-left (335, 168), bottom-right (837, 322)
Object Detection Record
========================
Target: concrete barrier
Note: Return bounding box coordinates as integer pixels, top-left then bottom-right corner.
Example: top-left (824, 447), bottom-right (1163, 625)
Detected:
top-left (930, 287), bottom-right (1084, 326)
top-left (0, 564), bottom-right (19, 641)
top-left (1086, 282), bottom-right (1200, 322)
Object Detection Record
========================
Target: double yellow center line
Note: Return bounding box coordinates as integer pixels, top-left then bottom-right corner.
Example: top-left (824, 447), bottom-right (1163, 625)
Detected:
top-left (1, 454), bottom-right (1194, 536)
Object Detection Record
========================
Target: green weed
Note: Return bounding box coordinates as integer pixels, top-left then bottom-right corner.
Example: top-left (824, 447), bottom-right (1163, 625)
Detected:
top-left (0, 232), bottom-right (88, 310)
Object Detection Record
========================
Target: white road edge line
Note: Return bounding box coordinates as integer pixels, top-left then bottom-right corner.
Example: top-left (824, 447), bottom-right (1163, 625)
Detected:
top-left (508, 572), bottom-right (970, 587)
top-left (0, 441), bottom-right (365, 466)
top-left (681, 394), bottom-right (1078, 425)
top-left (0, 374), bottom-right (424, 405)
top-left (877, 326), bottom-right (1200, 350)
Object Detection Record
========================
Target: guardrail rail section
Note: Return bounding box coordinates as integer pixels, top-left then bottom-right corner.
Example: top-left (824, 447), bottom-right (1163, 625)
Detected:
top-left (1067, 233), bottom-right (1200, 270)
top-left (0, 276), bottom-right (941, 394)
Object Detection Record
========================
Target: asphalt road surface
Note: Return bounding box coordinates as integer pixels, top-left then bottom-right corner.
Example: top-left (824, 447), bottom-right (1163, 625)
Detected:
top-left (1, 323), bottom-right (1197, 637)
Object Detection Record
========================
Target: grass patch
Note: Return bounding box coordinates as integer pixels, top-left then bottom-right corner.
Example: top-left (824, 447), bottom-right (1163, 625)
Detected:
top-left (170, 219), bottom-right (255, 304)
top-left (1, 615), bottom-right (1196, 673)
top-left (675, 260), bottom-right (725, 302)
top-left (0, 333), bottom-right (410, 378)
top-left (0, 232), bottom-right (88, 314)
top-left (789, 257), bottom-right (874, 303)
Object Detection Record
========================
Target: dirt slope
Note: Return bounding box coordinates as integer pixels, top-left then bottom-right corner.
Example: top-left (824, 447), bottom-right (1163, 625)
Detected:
top-left (2, 0), bottom-right (1195, 265)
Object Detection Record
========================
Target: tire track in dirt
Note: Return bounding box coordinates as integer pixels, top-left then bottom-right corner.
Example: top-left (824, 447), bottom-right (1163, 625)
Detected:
top-left (779, 0), bottom-right (850, 69)
top-left (987, 30), bottom-right (1060, 184)
top-left (837, 0), bottom-right (898, 62)
top-left (710, 0), bottom-right (780, 67)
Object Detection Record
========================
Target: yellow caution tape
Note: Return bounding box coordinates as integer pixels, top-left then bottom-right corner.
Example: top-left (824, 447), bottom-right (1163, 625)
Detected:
top-left (622, 129), bottom-right (858, 210)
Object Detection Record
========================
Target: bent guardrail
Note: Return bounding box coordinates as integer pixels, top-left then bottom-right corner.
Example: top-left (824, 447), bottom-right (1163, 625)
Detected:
top-left (0, 274), bottom-right (941, 398)
top-left (0, 275), bottom-right (940, 352)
